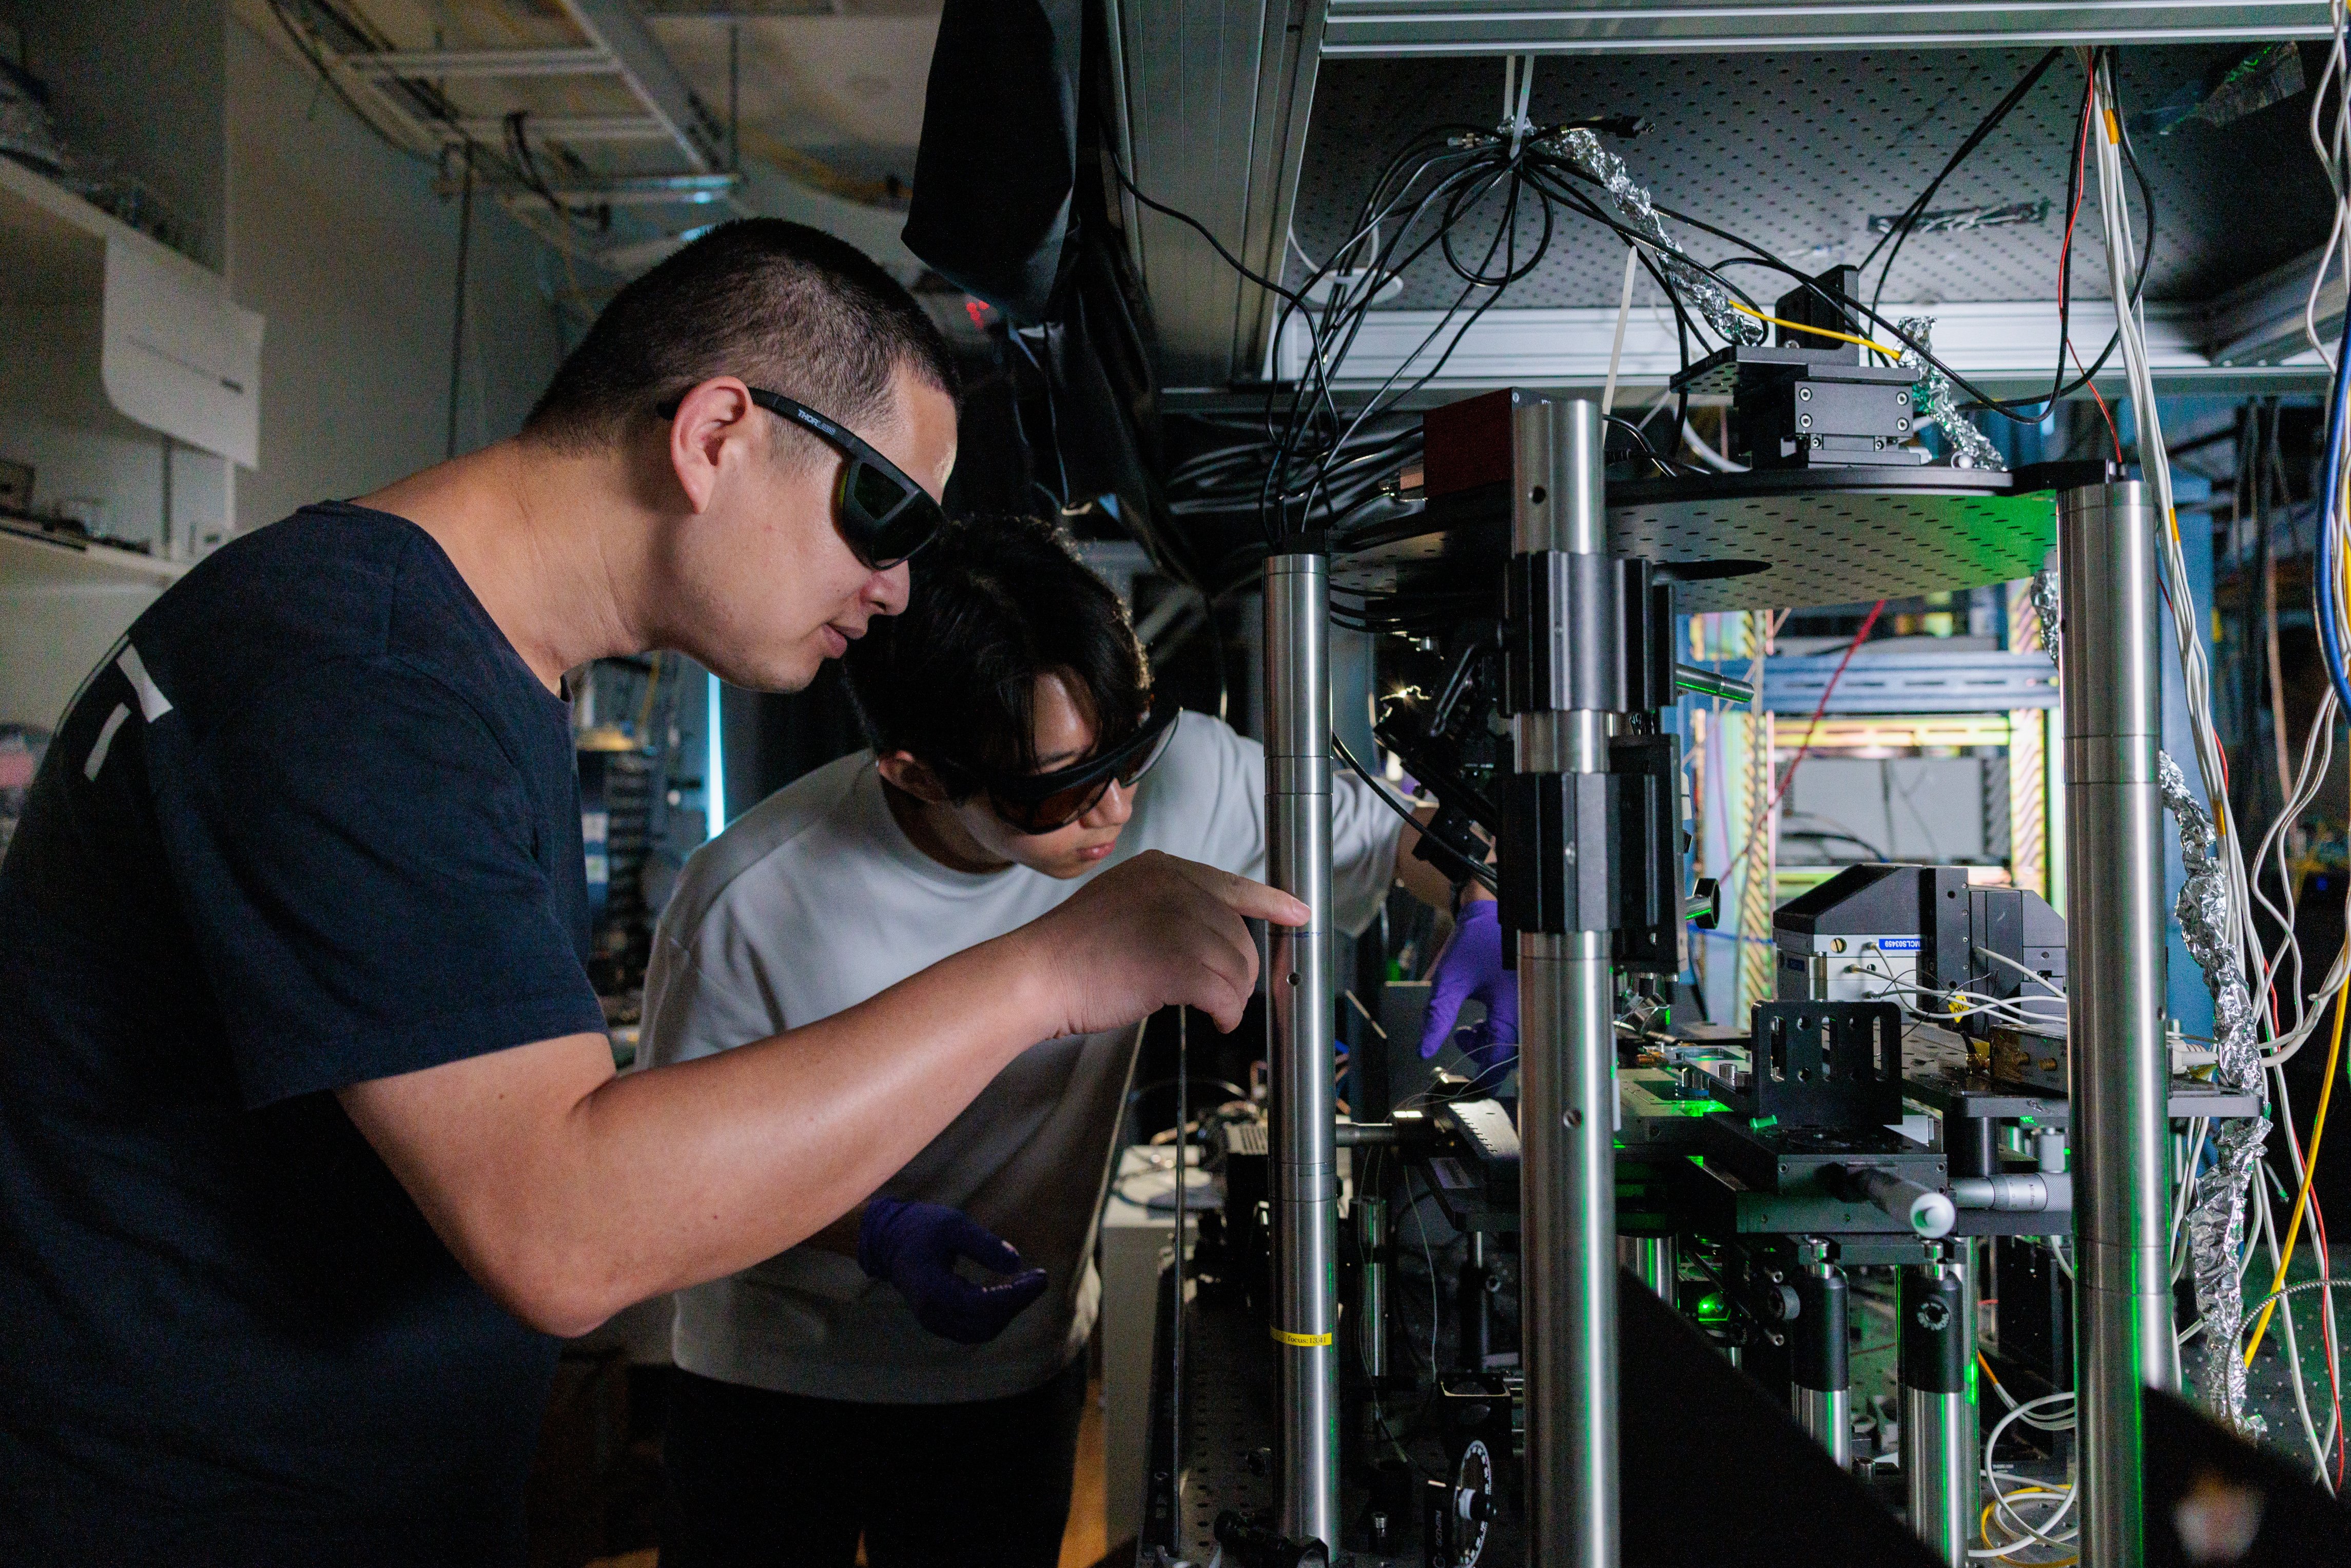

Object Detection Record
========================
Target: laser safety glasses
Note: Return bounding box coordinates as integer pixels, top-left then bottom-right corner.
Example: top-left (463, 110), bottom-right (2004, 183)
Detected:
top-left (971, 699), bottom-right (1182, 836)
top-left (659, 385), bottom-right (945, 570)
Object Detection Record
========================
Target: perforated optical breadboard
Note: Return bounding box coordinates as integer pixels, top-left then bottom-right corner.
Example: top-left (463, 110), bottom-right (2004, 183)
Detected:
top-left (1333, 467), bottom-right (2083, 613)
top-left (1287, 44), bottom-right (2333, 313)
top-left (1609, 470), bottom-right (2058, 612)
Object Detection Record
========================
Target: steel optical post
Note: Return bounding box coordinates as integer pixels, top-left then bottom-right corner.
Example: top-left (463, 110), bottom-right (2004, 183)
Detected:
top-left (1265, 552), bottom-right (1339, 1553)
top-left (1512, 396), bottom-right (1620, 1568)
top-left (1790, 1249), bottom-right (1851, 1469)
top-left (2058, 480), bottom-right (2174, 1568)
top-left (1898, 1251), bottom-right (1975, 1563)
top-left (1620, 1235), bottom-right (1677, 1303)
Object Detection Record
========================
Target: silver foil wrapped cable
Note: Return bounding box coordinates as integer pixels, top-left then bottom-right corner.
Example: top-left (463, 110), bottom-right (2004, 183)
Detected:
top-left (2158, 748), bottom-right (2270, 1433)
top-left (1548, 128), bottom-right (1764, 349)
top-left (1544, 130), bottom-right (2000, 474)
top-left (1896, 317), bottom-right (2005, 472)
top-left (2033, 566), bottom-right (2062, 665)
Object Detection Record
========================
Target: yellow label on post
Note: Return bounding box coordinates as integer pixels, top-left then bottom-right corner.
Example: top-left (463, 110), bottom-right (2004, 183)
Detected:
top-left (1269, 1326), bottom-right (1334, 1348)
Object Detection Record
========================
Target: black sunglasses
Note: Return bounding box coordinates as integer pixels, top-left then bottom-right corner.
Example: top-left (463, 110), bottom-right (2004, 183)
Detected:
top-left (659, 385), bottom-right (944, 570)
top-left (968, 700), bottom-right (1182, 836)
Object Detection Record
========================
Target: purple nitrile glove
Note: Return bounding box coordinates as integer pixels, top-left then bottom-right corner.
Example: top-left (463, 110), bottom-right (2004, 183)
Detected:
top-left (1417, 899), bottom-right (1520, 1073)
top-left (858, 1197), bottom-right (1050, 1346)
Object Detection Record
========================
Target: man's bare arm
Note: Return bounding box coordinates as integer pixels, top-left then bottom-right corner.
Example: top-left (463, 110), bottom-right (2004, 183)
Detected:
top-left (340, 851), bottom-right (1304, 1337)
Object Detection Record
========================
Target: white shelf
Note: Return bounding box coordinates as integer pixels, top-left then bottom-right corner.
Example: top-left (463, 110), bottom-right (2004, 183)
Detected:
top-left (0, 152), bottom-right (110, 296)
top-left (0, 154), bottom-right (262, 466)
top-left (0, 524), bottom-right (187, 590)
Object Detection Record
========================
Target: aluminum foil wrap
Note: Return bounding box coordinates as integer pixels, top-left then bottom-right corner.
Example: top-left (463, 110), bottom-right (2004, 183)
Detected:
top-left (1549, 128), bottom-right (1764, 348)
top-left (1895, 316), bottom-right (2005, 472)
top-left (2032, 567), bottom-right (2062, 665)
top-left (2158, 748), bottom-right (2270, 1433)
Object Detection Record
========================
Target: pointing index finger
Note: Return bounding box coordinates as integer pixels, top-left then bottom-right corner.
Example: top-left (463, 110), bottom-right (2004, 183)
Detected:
top-left (1172, 859), bottom-right (1309, 927)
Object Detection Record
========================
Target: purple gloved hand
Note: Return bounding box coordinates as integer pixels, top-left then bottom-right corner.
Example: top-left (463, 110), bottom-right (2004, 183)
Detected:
top-left (1417, 899), bottom-right (1520, 1073)
top-left (858, 1197), bottom-right (1050, 1345)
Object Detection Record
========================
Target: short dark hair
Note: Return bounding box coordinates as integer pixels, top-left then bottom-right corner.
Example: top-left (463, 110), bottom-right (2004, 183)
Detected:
top-left (522, 218), bottom-right (957, 451)
top-left (844, 514), bottom-right (1149, 792)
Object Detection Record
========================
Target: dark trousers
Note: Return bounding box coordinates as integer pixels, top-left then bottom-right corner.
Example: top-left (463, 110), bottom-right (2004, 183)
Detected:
top-left (657, 1358), bottom-right (1087, 1568)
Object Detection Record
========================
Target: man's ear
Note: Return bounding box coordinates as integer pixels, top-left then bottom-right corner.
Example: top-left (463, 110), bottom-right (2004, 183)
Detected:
top-left (666, 377), bottom-right (758, 514)
top-left (875, 751), bottom-right (954, 805)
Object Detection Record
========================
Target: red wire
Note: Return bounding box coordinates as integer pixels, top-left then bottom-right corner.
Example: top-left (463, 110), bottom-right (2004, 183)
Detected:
top-left (1767, 599), bottom-right (1888, 818)
top-left (2057, 93), bottom-right (2088, 325)
top-left (2056, 87), bottom-right (2124, 465)
top-left (2077, 353), bottom-right (2125, 466)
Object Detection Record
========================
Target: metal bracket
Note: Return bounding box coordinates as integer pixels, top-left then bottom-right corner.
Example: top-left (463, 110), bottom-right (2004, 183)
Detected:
top-left (1503, 552), bottom-right (1670, 716)
top-left (1498, 733), bottom-right (1680, 972)
top-left (1500, 771), bottom-right (1616, 937)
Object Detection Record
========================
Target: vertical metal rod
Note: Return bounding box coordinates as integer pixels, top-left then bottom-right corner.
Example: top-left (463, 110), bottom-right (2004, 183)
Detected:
top-left (2059, 480), bottom-right (2173, 1568)
top-left (1265, 553), bottom-right (1338, 1552)
top-left (1620, 1235), bottom-right (1677, 1303)
top-left (1791, 1251), bottom-right (1851, 1469)
top-left (1459, 1231), bottom-right (1494, 1371)
top-left (1899, 1254), bottom-right (1975, 1564)
top-left (1513, 395), bottom-right (1619, 1568)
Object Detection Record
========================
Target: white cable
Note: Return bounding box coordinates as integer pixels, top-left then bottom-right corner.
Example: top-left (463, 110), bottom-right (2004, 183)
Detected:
top-left (2252, 1169), bottom-right (2336, 1486)
top-left (2171, 1115), bottom-right (2209, 1274)
top-left (2259, 1077), bottom-right (2345, 1488)
top-left (1975, 945), bottom-right (2067, 999)
top-left (2306, 0), bottom-right (2350, 367)
top-left (1601, 244), bottom-right (1641, 417)
top-left (2249, 693), bottom-right (2340, 1064)
top-left (1971, 1389), bottom-right (2079, 1557)
top-left (1682, 418), bottom-right (1748, 473)
top-left (2093, 61), bottom-right (2260, 1017)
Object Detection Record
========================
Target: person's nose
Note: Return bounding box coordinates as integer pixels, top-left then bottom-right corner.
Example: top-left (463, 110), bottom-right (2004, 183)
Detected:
top-left (1083, 778), bottom-right (1135, 830)
top-left (867, 561), bottom-right (911, 617)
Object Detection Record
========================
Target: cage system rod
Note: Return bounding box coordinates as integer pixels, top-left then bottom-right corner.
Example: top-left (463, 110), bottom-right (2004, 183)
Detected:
top-left (1264, 552), bottom-right (1339, 1554)
top-left (2059, 479), bottom-right (2175, 1568)
top-left (1513, 395), bottom-right (1620, 1568)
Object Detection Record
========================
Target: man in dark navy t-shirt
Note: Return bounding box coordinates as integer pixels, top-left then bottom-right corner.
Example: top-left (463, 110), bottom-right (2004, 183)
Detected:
top-left (0, 221), bottom-right (1300, 1565)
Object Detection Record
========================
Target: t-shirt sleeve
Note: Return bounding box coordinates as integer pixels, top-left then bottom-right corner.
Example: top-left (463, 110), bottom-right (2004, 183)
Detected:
top-left (1180, 713), bottom-right (1401, 939)
top-left (637, 896), bottom-right (790, 1072)
top-left (176, 658), bottom-right (607, 1106)
top-left (1330, 768), bottom-right (1405, 938)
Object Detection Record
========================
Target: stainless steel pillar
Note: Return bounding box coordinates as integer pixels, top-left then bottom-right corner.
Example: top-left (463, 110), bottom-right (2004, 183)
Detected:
top-left (1620, 1235), bottom-right (1676, 1303)
top-left (1265, 552), bottom-right (1339, 1552)
top-left (1791, 1250), bottom-right (1851, 1468)
top-left (1512, 396), bottom-right (1619, 1568)
top-left (1899, 1253), bottom-right (1975, 1564)
top-left (2058, 480), bottom-right (2175, 1568)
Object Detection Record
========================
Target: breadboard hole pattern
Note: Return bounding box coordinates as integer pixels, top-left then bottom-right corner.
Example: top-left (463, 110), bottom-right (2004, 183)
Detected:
top-left (1289, 44), bottom-right (2334, 315)
top-left (1177, 1288), bottom-right (1272, 1558)
top-left (1610, 486), bottom-right (2057, 612)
